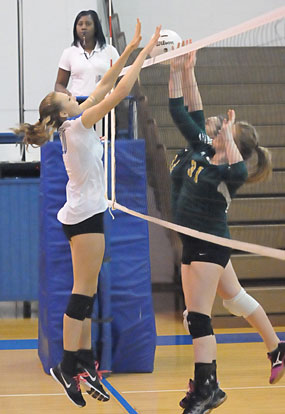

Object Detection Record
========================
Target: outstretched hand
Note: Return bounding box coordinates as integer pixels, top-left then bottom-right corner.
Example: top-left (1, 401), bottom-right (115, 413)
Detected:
top-left (170, 41), bottom-right (186, 71)
top-left (170, 39), bottom-right (196, 71)
top-left (143, 25), bottom-right (162, 56)
top-left (219, 109), bottom-right (236, 142)
top-left (226, 109), bottom-right (235, 126)
top-left (184, 50), bottom-right (197, 70)
top-left (128, 19), bottom-right (142, 51)
top-left (216, 108), bottom-right (243, 164)
top-left (182, 39), bottom-right (197, 70)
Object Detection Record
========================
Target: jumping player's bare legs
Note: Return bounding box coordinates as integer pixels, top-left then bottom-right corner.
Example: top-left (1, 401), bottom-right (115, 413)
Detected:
top-left (217, 260), bottom-right (279, 352)
top-left (181, 262), bottom-right (227, 411)
top-left (182, 262), bottom-right (223, 363)
top-left (217, 260), bottom-right (285, 384)
top-left (65, 233), bottom-right (105, 351)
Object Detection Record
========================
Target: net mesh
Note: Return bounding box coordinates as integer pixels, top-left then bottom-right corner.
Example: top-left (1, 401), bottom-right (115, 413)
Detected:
top-left (110, 10), bottom-right (285, 263)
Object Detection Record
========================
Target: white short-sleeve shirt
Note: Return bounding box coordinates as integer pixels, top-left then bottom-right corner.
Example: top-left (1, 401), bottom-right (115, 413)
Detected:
top-left (58, 43), bottom-right (119, 96)
top-left (57, 116), bottom-right (108, 225)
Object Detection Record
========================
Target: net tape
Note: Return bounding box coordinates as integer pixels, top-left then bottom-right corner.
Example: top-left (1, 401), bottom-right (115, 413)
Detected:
top-left (120, 7), bottom-right (285, 74)
top-left (109, 202), bottom-right (285, 261)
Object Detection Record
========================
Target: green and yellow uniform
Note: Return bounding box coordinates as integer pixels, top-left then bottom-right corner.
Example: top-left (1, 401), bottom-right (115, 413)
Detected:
top-left (169, 97), bottom-right (248, 239)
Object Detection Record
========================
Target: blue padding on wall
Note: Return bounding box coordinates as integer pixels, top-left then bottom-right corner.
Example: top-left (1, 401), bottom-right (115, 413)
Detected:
top-left (110, 140), bottom-right (156, 373)
top-left (38, 139), bottom-right (155, 375)
top-left (96, 211), bottom-right (112, 372)
top-left (0, 178), bottom-right (39, 301)
top-left (38, 142), bottom-right (73, 373)
top-left (0, 132), bottom-right (21, 143)
top-left (38, 142), bottom-right (111, 374)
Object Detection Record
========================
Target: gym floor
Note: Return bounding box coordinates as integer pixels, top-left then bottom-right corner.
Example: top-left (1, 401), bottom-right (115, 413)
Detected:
top-left (1, 299), bottom-right (285, 414)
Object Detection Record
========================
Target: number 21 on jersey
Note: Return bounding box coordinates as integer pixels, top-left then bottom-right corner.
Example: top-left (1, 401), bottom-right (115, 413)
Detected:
top-left (187, 160), bottom-right (204, 183)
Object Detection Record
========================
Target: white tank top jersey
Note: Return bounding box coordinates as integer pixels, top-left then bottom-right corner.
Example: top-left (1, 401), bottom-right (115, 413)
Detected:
top-left (57, 115), bottom-right (108, 225)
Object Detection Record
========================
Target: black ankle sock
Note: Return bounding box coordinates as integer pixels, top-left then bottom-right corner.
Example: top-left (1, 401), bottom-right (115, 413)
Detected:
top-left (194, 363), bottom-right (215, 397)
top-left (194, 362), bottom-right (212, 379)
top-left (212, 360), bottom-right (217, 383)
top-left (76, 349), bottom-right (94, 367)
top-left (61, 350), bottom-right (78, 376)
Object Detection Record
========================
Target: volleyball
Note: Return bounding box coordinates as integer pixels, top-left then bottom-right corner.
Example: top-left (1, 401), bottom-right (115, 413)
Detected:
top-left (149, 29), bottom-right (182, 58)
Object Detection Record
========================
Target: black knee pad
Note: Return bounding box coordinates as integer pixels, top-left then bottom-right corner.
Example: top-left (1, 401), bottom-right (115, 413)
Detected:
top-left (85, 294), bottom-right (96, 319)
top-left (65, 294), bottom-right (94, 321)
top-left (187, 311), bottom-right (214, 339)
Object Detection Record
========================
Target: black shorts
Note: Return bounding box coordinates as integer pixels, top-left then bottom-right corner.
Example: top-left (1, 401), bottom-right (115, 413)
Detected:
top-left (179, 233), bottom-right (231, 268)
top-left (62, 212), bottom-right (104, 241)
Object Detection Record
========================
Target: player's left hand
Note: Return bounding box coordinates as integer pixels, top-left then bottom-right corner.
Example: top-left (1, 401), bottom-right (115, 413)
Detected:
top-left (219, 109), bottom-right (235, 142)
top-left (128, 19), bottom-right (142, 52)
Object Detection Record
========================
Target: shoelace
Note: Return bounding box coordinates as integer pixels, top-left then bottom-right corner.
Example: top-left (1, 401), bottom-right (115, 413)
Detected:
top-left (73, 374), bottom-right (82, 391)
top-left (185, 379), bottom-right (195, 399)
top-left (268, 342), bottom-right (285, 361)
top-left (79, 371), bottom-right (89, 382)
top-left (95, 361), bottom-right (111, 380)
top-left (185, 379), bottom-right (219, 401)
top-left (78, 362), bottom-right (111, 382)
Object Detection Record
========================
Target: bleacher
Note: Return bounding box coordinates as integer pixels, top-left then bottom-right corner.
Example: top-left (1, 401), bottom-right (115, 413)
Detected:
top-left (139, 46), bottom-right (285, 321)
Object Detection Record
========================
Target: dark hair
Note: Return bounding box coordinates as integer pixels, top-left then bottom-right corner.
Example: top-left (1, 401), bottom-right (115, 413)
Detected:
top-left (12, 92), bottom-right (65, 148)
top-left (72, 10), bottom-right (106, 48)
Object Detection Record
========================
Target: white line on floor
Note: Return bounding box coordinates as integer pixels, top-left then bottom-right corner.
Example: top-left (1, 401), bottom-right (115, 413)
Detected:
top-left (0, 385), bottom-right (284, 398)
top-left (121, 385), bottom-right (285, 394)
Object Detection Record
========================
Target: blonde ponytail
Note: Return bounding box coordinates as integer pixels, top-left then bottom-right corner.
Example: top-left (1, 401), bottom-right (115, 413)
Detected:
top-left (12, 92), bottom-right (65, 148)
top-left (13, 117), bottom-right (55, 148)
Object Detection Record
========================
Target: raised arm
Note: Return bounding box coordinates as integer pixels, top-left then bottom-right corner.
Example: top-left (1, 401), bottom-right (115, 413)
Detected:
top-left (168, 49), bottom-right (185, 99)
top-left (219, 109), bottom-right (243, 165)
top-left (80, 19), bottom-right (143, 112)
top-left (168, 47), bottom-right (207, 147)
top-left (181, 50), bottom-right (203, 112)
top-left (168, 42), bottom-right (202, 112)
top-left (81, 24), bottom-right (161, 128)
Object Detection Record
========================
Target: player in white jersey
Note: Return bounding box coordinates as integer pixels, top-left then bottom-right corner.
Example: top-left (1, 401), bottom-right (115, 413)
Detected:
top-left (14, 20), bottom-right (161, 408)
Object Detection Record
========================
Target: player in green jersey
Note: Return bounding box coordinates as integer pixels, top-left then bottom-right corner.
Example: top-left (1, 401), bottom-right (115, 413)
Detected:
top-left (169, 48), bottom-right (285, 414)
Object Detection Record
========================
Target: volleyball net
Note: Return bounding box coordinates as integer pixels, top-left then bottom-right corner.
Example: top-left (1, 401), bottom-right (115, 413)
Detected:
top-left (107, 7), bottom-right (285, 262)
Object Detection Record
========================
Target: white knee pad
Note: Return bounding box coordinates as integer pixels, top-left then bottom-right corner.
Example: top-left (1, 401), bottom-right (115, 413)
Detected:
top-left (223, 288), bottom-right (259, 318)
top-left (183, 309), bottom-right (189, 333)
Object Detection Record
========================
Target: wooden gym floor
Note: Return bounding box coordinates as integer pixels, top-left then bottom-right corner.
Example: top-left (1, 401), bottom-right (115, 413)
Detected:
top-left (0, 311), bottom-right (285, 414)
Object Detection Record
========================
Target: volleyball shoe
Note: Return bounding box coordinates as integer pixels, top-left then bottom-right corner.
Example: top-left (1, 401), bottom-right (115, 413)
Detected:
top-left (180, 378), bottom-right (227, 412)
top-left (268, 341), bottom-right (285, 384)
top-left (77, 360), bottom-right (110, 402)
top-left (50, 364), bottom-right (86, 407)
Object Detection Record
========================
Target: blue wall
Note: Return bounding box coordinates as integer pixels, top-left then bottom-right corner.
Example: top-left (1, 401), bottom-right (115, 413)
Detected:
top-left (0, 178), bottom-right (39, 301)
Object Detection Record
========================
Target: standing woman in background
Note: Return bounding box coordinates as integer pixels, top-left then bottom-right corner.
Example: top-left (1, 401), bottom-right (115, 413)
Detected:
top-left (55, 9), bottom-right (119, 98)
top-left (14, 20), bottom-right (161, 408)
top-left (169, 49), bottom-right (285, 414)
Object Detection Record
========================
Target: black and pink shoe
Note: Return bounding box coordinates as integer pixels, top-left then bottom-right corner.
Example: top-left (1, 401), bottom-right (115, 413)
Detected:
top-left (77, 360), bottom-right (110, 402)
top-left (268, 341), bottom-right (285, 384)
top-left (50, 364), bottom-right (86, 407)
top-left (179, 378), bottom-right (227, 410)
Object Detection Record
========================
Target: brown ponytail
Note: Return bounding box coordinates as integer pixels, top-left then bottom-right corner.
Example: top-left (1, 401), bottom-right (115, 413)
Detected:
top-left (247, 145), bottom-right (272, 183)
top-left (12, 92), bottom-right (65, 148)
top-left (235, 121), bottom-right (272, 183)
